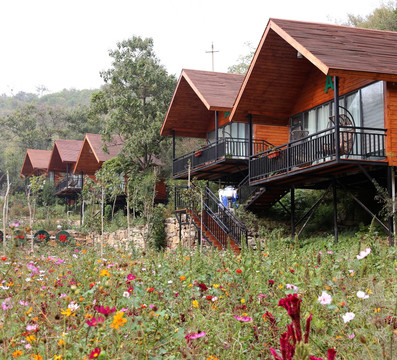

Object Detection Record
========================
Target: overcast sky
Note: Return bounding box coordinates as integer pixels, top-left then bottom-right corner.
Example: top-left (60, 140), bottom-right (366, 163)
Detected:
top-left (0, 0), bottom-right (382, 95)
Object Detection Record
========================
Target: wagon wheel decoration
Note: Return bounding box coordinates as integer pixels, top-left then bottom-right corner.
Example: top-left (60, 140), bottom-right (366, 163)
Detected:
top-left (56, 230), bottom-right (71, 246)
top-left (34, 230), bottom-right (50, 244)
top-left (327, 106), bottom-right (356, 156)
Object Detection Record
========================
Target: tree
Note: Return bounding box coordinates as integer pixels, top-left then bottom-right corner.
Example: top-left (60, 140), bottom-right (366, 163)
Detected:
top-left (346, 2), bottom-right (397, 31)
top-left (228, 42), bottom-right (256, 75)
top-left (90, 36), bottom-right (177, 171)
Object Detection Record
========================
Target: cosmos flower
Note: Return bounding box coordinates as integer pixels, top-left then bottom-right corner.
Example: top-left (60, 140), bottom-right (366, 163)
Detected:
top-left (356, 291), bottom-right (369, 299)
top-left (342, 312), bottom-right (355, 323)
top-left (88, 347), bottom-right (101, 359)
top-left (234, 315), bottom-right (252, 322)
top-left (318, 291), bottom-right (332, 305)
top-left (356, 248), bottom-right (371, 260)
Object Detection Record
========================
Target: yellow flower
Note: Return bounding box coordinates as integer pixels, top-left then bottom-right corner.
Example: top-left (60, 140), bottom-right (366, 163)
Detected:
top-left (278, 284), bottom-right (283, 289)
top-left (192, 300), bottom-right (199, 308)
top-left (188, 283), bottom-right (193, 287)
top-left (110, 311), bottom-right (127, 329)
top-left (54, 355), bottom-right (63, 360)
top-left (31, 355), bottom-right (43, 360)
top-left (99, 269), bottom-right (111, 277)
top-left (58, 338), bottom-right (66, 346)
top-left (374, 307), bottom-right (381, 313)
top-left (26, 307), bottom-right (32, 315)
top-left (213, 284), bottom-right (219, 288)
top-left (241, 299), bottom-right (245, 304)
top-left (12, 350), bottom-right (23, 358)
top-left (61, 308), bottom-right (72, 317)
top-left (26, 335), bottom-right (36, 343)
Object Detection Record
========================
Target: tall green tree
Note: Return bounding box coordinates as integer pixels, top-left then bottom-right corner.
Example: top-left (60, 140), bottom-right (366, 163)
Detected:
top-left (90, 36), bottom-right (177, 171)
top-left (347, 2), bottom-right (397, 31)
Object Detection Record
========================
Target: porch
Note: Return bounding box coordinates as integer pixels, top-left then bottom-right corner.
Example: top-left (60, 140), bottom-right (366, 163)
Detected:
top-left (55, 174), bottom-right (83, 196)
top-left (249, 126), bottom-right (387, 187)
top-left (173, 138), bottom-right (272, 181)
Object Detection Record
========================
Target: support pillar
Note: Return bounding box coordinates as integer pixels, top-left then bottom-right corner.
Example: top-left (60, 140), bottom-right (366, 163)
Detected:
top-left (333, 76), bottom-right (340, 162)
top-left (80, 172), bottom-right (84, 226)
top-left (387, 166), bottom-right (395, 246)
top-left (333, 180), bottom-right (338, 244)
top-left (215, 111), bottom-right (219, 159)
top-left (248, 114), bottom-right (253, 157)
top-left (291, 187), bottom-right (295, 241)
top-left (172, 130), bottom-right (175, 176)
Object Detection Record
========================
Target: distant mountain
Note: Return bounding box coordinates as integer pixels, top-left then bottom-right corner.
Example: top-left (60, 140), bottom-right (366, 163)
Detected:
top-left (0, 88), bottom-right (97, 116)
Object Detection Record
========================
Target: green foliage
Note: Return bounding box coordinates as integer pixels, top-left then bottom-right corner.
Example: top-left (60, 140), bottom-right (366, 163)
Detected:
top-left (347, 2), bottom-right (397, 31)
top-left (149, 204), bottom-right (167, 250)
top-left (227, 41), bottom-right (255, 74)
top-left (89, 36), bottom-right (177, 171)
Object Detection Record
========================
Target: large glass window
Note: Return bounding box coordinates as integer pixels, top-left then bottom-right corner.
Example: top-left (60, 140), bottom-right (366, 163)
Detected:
top-left (207, 122), bottom-right (248, 143)
top-left (291, 81), bottom-right (384, 137)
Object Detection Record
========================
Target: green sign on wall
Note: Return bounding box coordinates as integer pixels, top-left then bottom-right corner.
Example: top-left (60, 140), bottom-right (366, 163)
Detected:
top-left (324, 75), bottom-right (334, 93)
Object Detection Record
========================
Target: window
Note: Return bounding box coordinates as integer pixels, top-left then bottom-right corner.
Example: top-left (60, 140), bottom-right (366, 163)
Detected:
top-left (207, 122), bottom-right (248, 143)
top-left (290, 81), bottom-right (384, 137)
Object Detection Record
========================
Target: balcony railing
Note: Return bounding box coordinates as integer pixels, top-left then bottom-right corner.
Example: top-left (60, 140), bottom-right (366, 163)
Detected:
top-left (56, 175), bottom-right (83, 194)
top-left (173, 138), bottom-right (272, 176)
top-left (250, 126), bottom-right (386, 183)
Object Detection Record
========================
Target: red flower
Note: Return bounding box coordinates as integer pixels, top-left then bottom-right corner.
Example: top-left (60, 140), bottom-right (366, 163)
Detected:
top-left (147, 287), bottom-right (154, 293)
top-left (236, 269), bottom-right (242, 274)
top-left (198, 283), bottom-right (208, 293)
top-left (127, 287), bottom-right (134, 293)
top-left (269, 280), bottom-right (275, 286)
top-left (86, 316), bottom-right (105, 327)
top-left (95, 305), bottom-right (116, 315)
top-left (89, 347), bottom-right (101, 359)
top-left (205, 295), bottom-right (213, 301)
top-left (1, 257), bottom-right (7, 261)
top-left (89, 282), bottom-right (96, 289)
top-left (59, 234), bottom-right (68, 243)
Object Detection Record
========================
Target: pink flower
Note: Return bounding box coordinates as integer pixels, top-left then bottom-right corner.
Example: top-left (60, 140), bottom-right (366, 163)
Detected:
top-left (342, 312), bottom-right (355, 323)
top-left (127, 274), bottom-right (136, 281)
top-left (185, 331), bottom-right (206, 344)
top-left (286, 284), bottom-right (299, 292)
top-left (86, 316), bottom-right (105, 327)
top-left (234, 315), bottom-right (252, 322)
top-left (348, 333), bottom-right (355, 339)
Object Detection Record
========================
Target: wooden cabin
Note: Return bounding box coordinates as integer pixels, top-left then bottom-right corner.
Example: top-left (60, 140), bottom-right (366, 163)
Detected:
top-left (47, 139), bottom-right (83, 198)
top-left (163, 18), bottom-right (397, 246)
top-left (20, 149), bottom-right (51, 178)
top-left (73, 133), bottom-right (167, 204)
top-left (161, 69), bottom-right (275, 184)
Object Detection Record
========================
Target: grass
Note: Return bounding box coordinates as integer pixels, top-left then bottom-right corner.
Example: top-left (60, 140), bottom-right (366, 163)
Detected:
top-left (0, 232), bottom-right (396, 359)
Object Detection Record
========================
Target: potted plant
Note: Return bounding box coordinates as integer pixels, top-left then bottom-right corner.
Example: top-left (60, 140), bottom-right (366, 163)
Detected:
top-left (268, 147), bottom-right (280, 159)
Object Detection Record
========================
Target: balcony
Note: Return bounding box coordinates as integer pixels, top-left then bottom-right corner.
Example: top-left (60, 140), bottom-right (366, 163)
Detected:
top-left (249, 126), bottom-right (387, 186)
top-left (173, 138), bottom-right (272, 181)
top-left (55, 175), bottom-right (83, 196)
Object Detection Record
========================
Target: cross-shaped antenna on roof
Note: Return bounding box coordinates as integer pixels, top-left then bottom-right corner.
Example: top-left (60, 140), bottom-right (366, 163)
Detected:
top-left (206, 42), bottom-right (219, 72)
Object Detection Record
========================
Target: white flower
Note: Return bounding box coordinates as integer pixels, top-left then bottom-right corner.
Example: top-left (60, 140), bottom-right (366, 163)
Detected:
top-left (68, 301), bottom-right (80, 312)
top-left (318, 291), bottom-right (332, 305)
top-left (356, 248), bottom-right (371, 260)
top-left (123, 291), bottom-right (130, 298)
top-left (356, 291), bottom-right (369, 299)
top-left (342, 312), bottom-right (355, 323)
top-left (286, 284), bottom-right (299, 291)
top-left (168, 280), bottom-right (173, 284)
top-left (25, 278), bottom-right (31, 282)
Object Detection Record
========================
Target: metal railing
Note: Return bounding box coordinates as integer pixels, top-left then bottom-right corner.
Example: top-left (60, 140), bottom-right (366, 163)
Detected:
top-left (55, 174), bottom-right (83, 193)
top-left (249, 126), bottom-right (386, 183)
top-left (173, 138), bottom-right (273, 176)
top-left (174, 184), bottom-right (249, 248)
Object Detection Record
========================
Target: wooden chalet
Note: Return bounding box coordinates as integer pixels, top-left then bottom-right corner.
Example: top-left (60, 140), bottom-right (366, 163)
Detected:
top-left (163, 18), bottom-right (397, 248)
top-left (73, 133), bottom-right (124, 177)
top-left (20, 149), bottom-right (51, 178)
top-left (161, 69), bottom-right (273, 184)
top-left (47, 139), bottom-right (83, 198)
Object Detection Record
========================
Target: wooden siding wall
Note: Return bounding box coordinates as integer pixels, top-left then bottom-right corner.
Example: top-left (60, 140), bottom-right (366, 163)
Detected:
top-left (385, 82), bottom-right (397, 165)
top-left (206, 111), bottom-right (231, 133)
top-left (254, 124), bottom-right (289, 147)
top-left (291, 68), bottom-right (373, 116)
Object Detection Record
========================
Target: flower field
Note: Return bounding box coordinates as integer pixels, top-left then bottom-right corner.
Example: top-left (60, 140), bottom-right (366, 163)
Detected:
top-left (0, 236), bottom-right (396, 359)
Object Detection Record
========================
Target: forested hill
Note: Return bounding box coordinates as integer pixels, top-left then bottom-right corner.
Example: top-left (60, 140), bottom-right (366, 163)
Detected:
top-left (0, 88), bottom-right (100, 184)
top-left (0, 88), bottom-right (96, 116)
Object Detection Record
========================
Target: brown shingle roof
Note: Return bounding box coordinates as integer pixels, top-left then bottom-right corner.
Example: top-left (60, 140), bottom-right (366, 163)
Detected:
top-left (85, 133), bottom-right (124, 162)
top-left (161, 69), bottom-right (244, 137)
top-left (20, 149), bottom-right (51, 177)
top-left (269, 18), bottom-right (397, 80)
top-left (48, 139), bottom-right (83, 172)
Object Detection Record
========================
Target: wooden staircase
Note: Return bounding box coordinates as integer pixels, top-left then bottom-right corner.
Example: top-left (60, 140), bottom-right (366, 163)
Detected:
top-left (244, 186), bottom-right (289, 212)
top-left (174, 185), bottom-right (248, 254)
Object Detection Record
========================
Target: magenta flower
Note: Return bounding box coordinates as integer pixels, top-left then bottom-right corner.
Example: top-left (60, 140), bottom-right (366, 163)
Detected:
top-left (127, 274), bottom-right (136, 281)
top-left (234, 315), bottom-right (252, 322)
top-left (185, 331), bottom-right (206, 344)
top-left (86, 316), bottom-right (105, 327)
top-left (95, 305), bottom-right (116, 315)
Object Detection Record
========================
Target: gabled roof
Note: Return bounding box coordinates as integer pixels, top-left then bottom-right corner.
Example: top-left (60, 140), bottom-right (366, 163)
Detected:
top-left (73, 134), bottom-right (124, 175)
top-left (20, 149), bottom-right (51, 178)
top-left (161, 69), bottom-right (244, 137)
top-left (48, 139), bottom-right (83, 172)
top-left (230, 18), bottom-right (397, 123)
